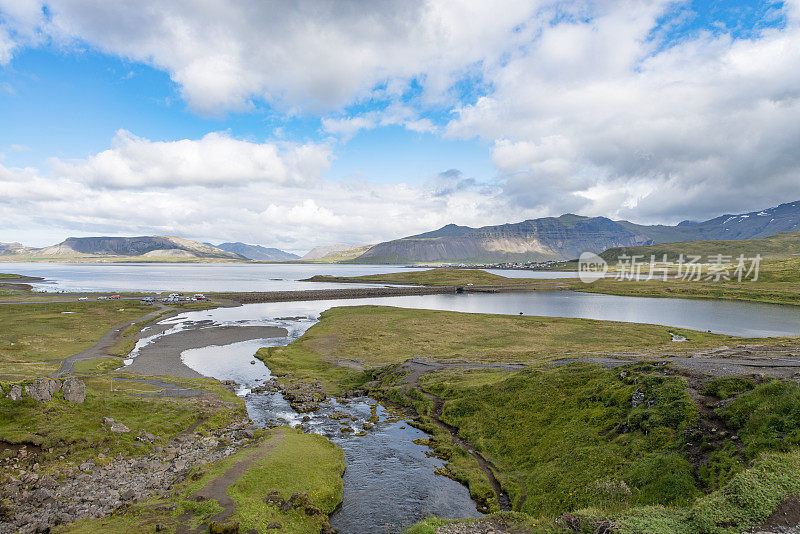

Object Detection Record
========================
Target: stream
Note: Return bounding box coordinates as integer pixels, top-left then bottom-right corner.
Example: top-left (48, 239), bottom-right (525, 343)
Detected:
top-left (136, 303), bottom-right (482, 533)
top-left (127, 289), bottom-right (800, 532)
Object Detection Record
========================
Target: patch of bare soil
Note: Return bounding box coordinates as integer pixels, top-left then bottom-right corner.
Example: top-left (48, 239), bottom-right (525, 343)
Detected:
top-left (436, 516), bottom-right (535, 534)
top-left (176, 429), bottom-right (284, 534)
top-left (749, 495), bottom-right (800, 533)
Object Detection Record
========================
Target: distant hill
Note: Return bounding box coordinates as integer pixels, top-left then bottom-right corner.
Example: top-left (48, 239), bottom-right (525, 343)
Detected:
top-left (3, 236), bottom-right (246, 261)
top-left (353, 215), bottom-right (653, 264)
top-left (352, 201), bottom-right (800, 264)
top-left (299, 244), bottom-right (375, 263)
top-left (300, 244), bottom-right (360, 261)
top-left (0, 242), bottom-right (35, 255)
top-left (600, 230), bottom-right (800, 263)
top-left (213, 242), bottom-right (299, 261)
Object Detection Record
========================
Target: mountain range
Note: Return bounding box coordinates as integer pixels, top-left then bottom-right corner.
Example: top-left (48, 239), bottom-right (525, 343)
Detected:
top-left (212, 242), bottom-right (299, 261)
top-left (351, 201), bottom-right (800, 263)
top-left (0, 236), bottom-right (246, 261)
top-left (299, 244), bottom-right (374, 262)
top-left (3, 200), bottom-right (799, 264)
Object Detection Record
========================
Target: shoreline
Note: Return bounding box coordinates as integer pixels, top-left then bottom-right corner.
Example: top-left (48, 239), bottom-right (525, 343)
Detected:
top-left (124, 325), bottom-right (288, 377)
top-left (213, 283), bottom-right (560, 304)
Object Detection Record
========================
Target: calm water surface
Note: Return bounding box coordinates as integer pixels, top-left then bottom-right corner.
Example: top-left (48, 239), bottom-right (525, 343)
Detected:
top-left (139, 291), bottom-right (800, 338)
top-left (0, 262), bottom-right (577, 292)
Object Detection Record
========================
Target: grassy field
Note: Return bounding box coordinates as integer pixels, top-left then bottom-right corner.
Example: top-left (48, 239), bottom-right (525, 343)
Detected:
top-left (574, 232), bottom-right (800, 306)
top-left (0, 372), bottom-right (244, 460)
top-left (61, 427), bottom-right (346, 534)
top-left (258, 305), bottom-right (748, 392)
top-left (303, 267), bottom-right (566, 287)
top-left (601, 230), bottom-right (800, 262)
top-left (0, 301), bottom-right (152, 378)
top-left (259, 305), bottom-right (800, 533)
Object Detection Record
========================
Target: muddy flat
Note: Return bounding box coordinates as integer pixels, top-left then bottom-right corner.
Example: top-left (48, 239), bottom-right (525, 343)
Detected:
top-left (126, 325), bottom-right (287, 377)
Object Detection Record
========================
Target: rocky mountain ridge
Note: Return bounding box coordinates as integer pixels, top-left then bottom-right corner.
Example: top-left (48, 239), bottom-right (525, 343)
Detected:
top-left (354, 201), bottom-right (800, 264)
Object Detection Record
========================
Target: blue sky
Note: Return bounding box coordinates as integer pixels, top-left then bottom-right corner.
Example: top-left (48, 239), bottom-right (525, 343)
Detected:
top-left (0, 0), bottom-right (797, 251)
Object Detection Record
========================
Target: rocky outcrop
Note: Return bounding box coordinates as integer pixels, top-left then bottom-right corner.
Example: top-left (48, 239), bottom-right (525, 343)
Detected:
top-left (10, 378), bottom-right (86, 403)
top-left (282, 380), bottom-right (327, 413)
top-left (110, 423), bottom-right (131, 434)
top-left (62, 377), bottom-right (86, 403)
top-left (5, 385), bottom-right (22, 401)
top-left (0, 418), bottom-right (255, 533)
top-left (24, 379), bottom-right (61, 403)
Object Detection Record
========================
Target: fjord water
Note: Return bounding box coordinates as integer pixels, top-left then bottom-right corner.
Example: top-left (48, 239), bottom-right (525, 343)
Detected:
top-left (0, 262), bottom-right (576, 292)
top-left (7, 261), bottom-right (798, 336)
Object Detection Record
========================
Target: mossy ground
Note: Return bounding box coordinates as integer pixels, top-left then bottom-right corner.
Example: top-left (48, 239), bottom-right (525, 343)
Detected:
top-left (59, 428), bottom-right (346, 534)
top-left (0, 373), bottom-right (245, 461)
top-left (0, 301), bottom-right (152, 379)
top-left (259, 305), bottom-right (800, 533)
top-left (257, 305), bottom-right (744, 393)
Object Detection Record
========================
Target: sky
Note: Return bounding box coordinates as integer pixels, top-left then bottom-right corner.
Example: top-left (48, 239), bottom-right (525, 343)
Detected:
top-left (0, 0), bottom-right (798, 254)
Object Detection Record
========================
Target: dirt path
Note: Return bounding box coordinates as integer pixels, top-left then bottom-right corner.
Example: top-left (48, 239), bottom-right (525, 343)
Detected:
top-left (176, 429), bottom-right (285, 533)
top-left (50, 304), bottom-right (171, 378)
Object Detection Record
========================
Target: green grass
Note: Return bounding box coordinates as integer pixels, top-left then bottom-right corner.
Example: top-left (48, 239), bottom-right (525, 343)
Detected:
top-left (0, 301), bottom-right (150, 363)
top-left (616, 448), bottom-right (800, 534)
top-left (72, 357), bottom-right (124, 374)
top-left (420, 363), bottom-right (700, 516)
top-left (60, 427), bottom-right (346, 534)
top-left (721, 380), bottom-right (800, 458)
top-left (574, 233), bottom-right (800, 306)
top-left (259, 305), bottom-right (800, 532)
top-left (0, 376), bottom-right (244, 460)
top-left (601, 230), bottom-right (800, 263)
top-left (405, 512), bottom-right (547, 534)
top-left (257, 305), bottom-right (746, 393)
top-left (704, 376), bottom-right (756, 399)
top-left (304, 267), bottom-right (563, 287)
top-left (229, 428), bottom-right (345, 533)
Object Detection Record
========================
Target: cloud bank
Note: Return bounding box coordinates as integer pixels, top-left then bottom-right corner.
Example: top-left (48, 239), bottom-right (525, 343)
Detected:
top-left (0, 132), bottom-right (503, 251)
top-left (1, 0), bottom-right (800, 247)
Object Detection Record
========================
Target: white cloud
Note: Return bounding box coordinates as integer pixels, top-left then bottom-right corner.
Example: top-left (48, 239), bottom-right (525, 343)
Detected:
top-left (446, 1), bottom-right (800, 223)
top-left (2, 0), bottom-right (800, 235)
top-left (321, 104), bottom-right (437, 140)
top-left (50, 130), bottom-right (332, 189)
top-left (8, 0), bottom-right (540, 114)
top-left (0, 132), bottom-right (507, 252)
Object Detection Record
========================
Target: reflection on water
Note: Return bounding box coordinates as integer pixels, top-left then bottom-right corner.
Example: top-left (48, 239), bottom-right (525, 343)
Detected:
top-left (144, 290), bottom-right (800, 338)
